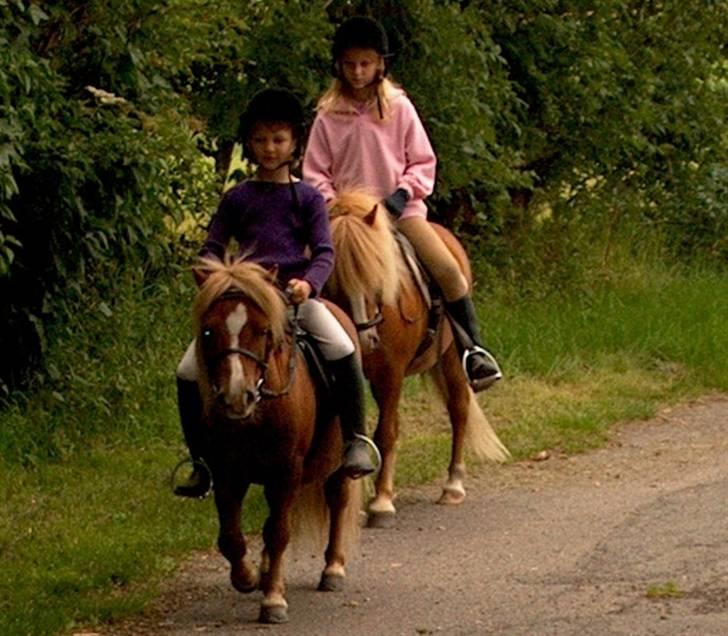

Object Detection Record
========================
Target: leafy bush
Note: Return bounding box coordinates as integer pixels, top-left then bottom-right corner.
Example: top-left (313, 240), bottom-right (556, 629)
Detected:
top-left (0, 1), bottom-right (217, 391)
top-left (2, 0), bottom-right (725, 394)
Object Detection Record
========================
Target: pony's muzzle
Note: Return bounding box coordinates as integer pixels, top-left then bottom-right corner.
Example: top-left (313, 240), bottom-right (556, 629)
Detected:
top-left (217, 386), bottom-right (258, 420)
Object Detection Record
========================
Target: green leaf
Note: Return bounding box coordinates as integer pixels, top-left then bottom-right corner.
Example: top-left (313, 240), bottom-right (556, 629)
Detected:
top-left (28, 3), bottom-right (47, 25)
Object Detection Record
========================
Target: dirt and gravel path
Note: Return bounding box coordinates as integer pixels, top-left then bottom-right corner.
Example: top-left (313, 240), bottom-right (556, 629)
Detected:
top-left (107, 395), bottom-right (728, 635)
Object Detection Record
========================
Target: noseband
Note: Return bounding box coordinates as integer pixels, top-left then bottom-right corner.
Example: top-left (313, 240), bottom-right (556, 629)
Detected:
top-left (208, 290), bottom-right (297, 405)
top-left (212, 345), bottom-right (269, 402)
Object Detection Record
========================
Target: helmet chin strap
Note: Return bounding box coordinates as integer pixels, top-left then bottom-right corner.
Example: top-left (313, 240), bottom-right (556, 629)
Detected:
top-left (339, 70), bottom-right (385, 120)
top-left (253, 155), bottom-right (301, 214)
top-left (285, 161), bottom-right (300, 212)
top-left (375, 74), bottom-right (384, 120)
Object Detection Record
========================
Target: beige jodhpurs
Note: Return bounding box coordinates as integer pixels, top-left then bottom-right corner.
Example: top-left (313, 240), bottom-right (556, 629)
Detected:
top-left (397, 216), bottom-right (468, 302)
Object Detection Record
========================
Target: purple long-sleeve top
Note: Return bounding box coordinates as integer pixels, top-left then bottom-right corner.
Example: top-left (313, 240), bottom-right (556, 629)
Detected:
top-left (200, 180), bottom-right (334, 296)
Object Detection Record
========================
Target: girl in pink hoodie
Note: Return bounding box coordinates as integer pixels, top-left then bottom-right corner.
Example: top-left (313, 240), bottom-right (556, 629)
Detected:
top-left (304, 16), bottom-right (501, 392)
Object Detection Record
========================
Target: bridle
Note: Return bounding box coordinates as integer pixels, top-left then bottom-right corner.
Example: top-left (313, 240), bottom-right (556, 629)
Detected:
top-left (206, 290), bottom-right (298, 405)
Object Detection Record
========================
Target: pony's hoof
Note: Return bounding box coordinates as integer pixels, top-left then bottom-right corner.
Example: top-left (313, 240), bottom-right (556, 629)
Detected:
top-left (231, 565), bottom-right (258, 593)
top-left (259, 604), bottom-right (289, 624)
top-left (367, 510), bottom-right (396, 529)
top-left (232, 578), bottom-right (257, 594)
top-left (318, 572), bottom-right (345, 592)
top-left (437, 487), bottom-right (466, 505)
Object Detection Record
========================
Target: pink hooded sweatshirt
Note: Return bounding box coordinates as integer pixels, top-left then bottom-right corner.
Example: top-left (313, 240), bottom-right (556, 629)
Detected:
top-left (303, 89), bottom-right (436, 219)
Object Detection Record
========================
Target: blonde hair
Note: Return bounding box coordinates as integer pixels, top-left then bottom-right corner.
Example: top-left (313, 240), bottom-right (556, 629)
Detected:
top-left (317, 76), bottom-right (400, 122)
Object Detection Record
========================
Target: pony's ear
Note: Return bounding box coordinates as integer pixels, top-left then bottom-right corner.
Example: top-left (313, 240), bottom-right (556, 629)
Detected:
top-left (363, 204), bottom-right (378, 226)
top-left (192, 266), bottom-right (209, 288)
top-left (265, 265), bottom-right (279, 282)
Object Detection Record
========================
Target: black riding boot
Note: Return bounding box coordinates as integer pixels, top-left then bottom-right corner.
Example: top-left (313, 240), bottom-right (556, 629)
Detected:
top-left (446, 295), bottom-right (502, 392)
top-left (329, 353), bottom-right (377, 479)
top-left (173, 377), bottom-right (212, 498)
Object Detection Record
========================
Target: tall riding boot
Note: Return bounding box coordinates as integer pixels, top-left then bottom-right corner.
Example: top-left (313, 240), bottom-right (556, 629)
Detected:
top-left (329, 353), bottom-right (377, 479)
top-left (174, 377), bottom-right (212, 498)
top-left (446, 295), bottom-right (502, 392)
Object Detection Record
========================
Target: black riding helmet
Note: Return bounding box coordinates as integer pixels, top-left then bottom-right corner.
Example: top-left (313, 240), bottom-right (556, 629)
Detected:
top-left (332, 16), bottom-right (390, 76)
top-left (238, 88), bottom-right (305, 161)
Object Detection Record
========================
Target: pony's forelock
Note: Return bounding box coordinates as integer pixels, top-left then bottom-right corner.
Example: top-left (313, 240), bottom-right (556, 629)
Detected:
top-left (193, 256), bottom-right (287, 345)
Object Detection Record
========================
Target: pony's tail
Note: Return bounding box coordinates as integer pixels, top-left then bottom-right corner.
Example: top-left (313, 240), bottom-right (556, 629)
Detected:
top-left (428, 367), bottom-right (511, 463)
top-left (463, 387), bottom-right (511, 462)
top-left (289, 479), bottom-right (362, 559)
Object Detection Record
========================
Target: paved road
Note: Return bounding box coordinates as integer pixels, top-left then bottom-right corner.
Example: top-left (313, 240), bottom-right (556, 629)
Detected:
top-left (108, 396), bottom-right (728, 635)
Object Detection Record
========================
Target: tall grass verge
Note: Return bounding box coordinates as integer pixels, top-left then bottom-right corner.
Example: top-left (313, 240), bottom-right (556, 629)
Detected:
top-left (395, 262), bottom-right (727, 480)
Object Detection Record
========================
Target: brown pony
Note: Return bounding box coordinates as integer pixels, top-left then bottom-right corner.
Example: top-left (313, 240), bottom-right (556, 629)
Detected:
top-left (327, 190), bottom-right (510, 527)
top-left (192, 257), bottom-right (361, 623)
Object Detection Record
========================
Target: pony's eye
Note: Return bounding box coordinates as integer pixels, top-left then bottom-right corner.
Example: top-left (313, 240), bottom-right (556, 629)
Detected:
top-left (202, 328), bottom-right (214, 341)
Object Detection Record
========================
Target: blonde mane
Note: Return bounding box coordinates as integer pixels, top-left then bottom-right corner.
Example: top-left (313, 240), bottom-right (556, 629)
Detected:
top-left (192, 256), bottom-right (288, 346)
top-left (327, 189), bottom-right (402, 307)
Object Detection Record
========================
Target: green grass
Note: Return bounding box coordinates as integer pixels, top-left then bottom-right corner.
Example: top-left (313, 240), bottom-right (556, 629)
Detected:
top-left (1, 261), bottom-right (726, 634)
top-left (393, 264), bottom-right (727, 477)
top-left (0, 443), bottom-right (217, 635)
top-left (646, 581), bottom-right (684, 599)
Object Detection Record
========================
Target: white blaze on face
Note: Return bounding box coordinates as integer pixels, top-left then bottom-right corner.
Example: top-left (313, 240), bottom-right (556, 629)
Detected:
top-left (225, 303), bottom-right (248, 395)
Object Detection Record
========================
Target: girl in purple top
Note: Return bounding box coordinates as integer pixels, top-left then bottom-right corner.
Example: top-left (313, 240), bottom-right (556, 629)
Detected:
top-left (304, 17), bottom-right (502, 392)
top-left (174, 89), bottom-right (376, 497)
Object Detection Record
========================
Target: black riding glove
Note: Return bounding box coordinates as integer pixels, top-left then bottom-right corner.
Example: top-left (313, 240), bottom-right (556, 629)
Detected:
top-left (383, 188), bottom-right (410, 217)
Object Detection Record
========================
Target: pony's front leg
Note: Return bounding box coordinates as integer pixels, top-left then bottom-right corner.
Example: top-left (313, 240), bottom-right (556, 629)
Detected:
top-left (366, 370), bottom-right (404, 528)
top-left (214, 481), bottom-right (258, 592)
top-left (258, 481), bottom-right (297, 624)
top-left (318, 473), bottom-right (357, 592)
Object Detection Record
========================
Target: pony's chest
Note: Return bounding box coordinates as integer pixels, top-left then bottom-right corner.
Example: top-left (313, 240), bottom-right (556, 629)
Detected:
top-left (212, 425), bottom-right (303, 479)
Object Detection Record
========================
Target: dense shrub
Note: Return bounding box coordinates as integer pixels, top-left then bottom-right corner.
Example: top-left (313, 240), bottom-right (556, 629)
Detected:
top-left (0, 1), bottom-right (217, 391)
top-left (2, 0), bottom-right (725, 392)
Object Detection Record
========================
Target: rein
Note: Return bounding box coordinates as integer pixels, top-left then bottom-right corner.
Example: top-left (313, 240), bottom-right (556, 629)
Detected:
top-left (355, 305), bottom-right (384, 331)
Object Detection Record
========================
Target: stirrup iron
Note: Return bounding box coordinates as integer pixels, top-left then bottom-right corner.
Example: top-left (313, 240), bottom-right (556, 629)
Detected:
top-left (170, 457), bottom-right (213, 499)
top-left (352, 433), bottom-right (382, 475)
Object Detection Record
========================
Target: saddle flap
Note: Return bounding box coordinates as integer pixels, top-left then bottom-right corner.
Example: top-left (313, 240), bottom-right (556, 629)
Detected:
top-left (394, 230), bottom-right (432, 309)
top-left (295, 332), bottom-right (334, 397)
top-left (393, 229), bottom-right (446, 360)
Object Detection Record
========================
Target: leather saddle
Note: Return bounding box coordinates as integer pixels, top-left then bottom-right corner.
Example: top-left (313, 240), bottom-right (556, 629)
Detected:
top-left (394, 230), bottom-right (445, 356)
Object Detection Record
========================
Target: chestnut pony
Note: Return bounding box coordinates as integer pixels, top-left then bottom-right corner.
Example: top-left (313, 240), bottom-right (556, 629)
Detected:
top-left (327, 190), bottom-right (510, 527)
top-left (192, 257), bottom-right (361, 624)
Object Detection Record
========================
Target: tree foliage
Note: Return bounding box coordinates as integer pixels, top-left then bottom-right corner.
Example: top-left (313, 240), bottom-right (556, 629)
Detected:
top-left (482, 0), bottom-right (727, 257)
top-left (1, 0), bottom-right (726, 391)
top-left (0, 0), bottom-right (217, 389)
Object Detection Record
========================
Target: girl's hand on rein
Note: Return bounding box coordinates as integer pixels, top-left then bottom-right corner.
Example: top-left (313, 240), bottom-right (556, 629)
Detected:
top-left (286, 279), bottom-right (312, 305)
